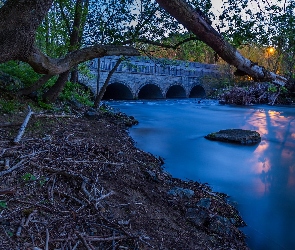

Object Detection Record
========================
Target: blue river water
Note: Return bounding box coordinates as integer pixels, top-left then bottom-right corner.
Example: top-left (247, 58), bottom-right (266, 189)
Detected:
top-left (107, 99), bottom-right (295, 250)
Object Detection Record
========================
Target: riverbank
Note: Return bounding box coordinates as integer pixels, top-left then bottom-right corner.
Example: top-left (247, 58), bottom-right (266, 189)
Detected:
top-left (0, 101), bottom-right (248, 249)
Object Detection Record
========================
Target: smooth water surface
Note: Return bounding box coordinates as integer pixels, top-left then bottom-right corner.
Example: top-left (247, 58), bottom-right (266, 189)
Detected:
top-left (108, 99), bottom-right (295, 250)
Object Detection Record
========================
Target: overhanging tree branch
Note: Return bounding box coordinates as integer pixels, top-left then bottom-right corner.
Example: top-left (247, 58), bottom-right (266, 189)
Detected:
top-left (25, 45), bottom-right (140, 75)
top-left (155, 0), bottom-right (287, 86)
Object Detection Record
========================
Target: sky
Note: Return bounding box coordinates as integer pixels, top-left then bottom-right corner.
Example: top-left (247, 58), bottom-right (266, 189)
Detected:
top-left (211, 0), bottom-right (223, 16)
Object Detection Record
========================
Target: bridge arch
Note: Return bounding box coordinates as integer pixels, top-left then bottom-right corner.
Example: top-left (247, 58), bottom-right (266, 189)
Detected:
top-left (189, 85), bottom-right (206, 98)
top-left (166, 84), bottom-right (186, 98)
top-left (102, 82), bottom-right (134, 100)
top-left (137, 83), bottom-right (164, 99)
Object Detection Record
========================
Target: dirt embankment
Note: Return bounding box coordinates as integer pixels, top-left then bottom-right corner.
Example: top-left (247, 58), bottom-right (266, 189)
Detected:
top-left (0, 108), bottom-right (249, 250)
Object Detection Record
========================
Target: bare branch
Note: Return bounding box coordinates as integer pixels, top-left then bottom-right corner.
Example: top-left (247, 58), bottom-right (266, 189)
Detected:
top-left (0, 159), bottom-right (26, 177)
top-left (45, 228), bottom-right (49, 250)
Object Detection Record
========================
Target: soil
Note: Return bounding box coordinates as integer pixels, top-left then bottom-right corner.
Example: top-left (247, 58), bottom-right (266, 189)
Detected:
top-left (0, 99), bottom-right (249, 249)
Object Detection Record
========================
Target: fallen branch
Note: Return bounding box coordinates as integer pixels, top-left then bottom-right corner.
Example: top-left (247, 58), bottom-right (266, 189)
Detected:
top-left (54, 190), bottom-right (86, 206)
top-left (34, 114), bottom-right (76, 118)
top-left (0, 159), bottom-right (26, 177)
top-left (72, 241), bottom-right (80, 250)
top-left (16, 217), bottom-right (26, 237)
top-left (15, 199), bottom-right (70, 214)
top-left (62, 160), bottom-right (124, 166)
top-left (76, 232), bottom-right (95, 250)
top-left (0, 188), bottom-right (16, 195)
top-left (45, 228), bottom-right (49, 250)
top-left (42, 166), bottom-right (90, 182)
top-left (14, 106), bottom-right (34, 144)
top-left (48, 175), bottom-right (56, 203)
top-left (24, 210), bottom-right (37, 227)
top-left (20, 150), bottom-right (49, 159)
top-left (87, 234), bottom-right (128, 242)
top-left (95, 191), bottom-right (115, 209)
top-left (4, 158), bottom-right (9, 169)
top-left (0, 122), bottom-right (22, 127)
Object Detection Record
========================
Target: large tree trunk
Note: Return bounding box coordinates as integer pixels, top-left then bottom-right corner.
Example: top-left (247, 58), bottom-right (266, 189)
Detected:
top-left (0, 0), bottom-right (53, 63)
top-left (0, 0), bottom-right (287, 90)
top-left (155, 0), bottom-right (287, 86)
top-left (0, 0), bottom-right (139, 75)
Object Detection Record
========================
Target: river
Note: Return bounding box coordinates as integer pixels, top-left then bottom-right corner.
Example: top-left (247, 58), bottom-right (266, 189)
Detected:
top-left (107, 99), bottom-right (295, 250)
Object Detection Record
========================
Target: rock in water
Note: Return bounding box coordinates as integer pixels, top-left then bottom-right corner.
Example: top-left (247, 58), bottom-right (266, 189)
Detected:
top-left (204, 129), bottom-right (261, 145)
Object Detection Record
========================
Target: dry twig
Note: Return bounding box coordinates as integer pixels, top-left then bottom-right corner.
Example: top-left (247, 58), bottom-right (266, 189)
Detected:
top-left (45, 228), bottom-right (49, 250)
top-left (14, 106), bottom-right (34, 143)
top-left (0, 159), bottom-right (26, 177)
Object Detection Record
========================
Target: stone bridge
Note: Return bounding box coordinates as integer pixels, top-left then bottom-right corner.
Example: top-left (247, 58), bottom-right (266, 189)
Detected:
top-left (80, 56), bottom-right (221, 99)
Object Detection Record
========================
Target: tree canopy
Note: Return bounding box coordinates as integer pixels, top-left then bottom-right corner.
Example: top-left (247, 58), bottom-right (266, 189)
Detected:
top-left (0, 0), bottom-right (293, 101)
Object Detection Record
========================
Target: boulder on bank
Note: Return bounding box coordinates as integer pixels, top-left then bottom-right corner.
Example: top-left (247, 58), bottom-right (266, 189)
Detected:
top-left (205, 129), bottom-right (261, 145)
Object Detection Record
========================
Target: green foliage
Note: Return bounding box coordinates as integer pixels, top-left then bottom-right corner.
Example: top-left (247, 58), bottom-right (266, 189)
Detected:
top-left (83, 0), bottom-right (213, 49)
top-left (59, 81), bottom-right (93, 106)
top-left (0, 100), bottom-right (20, 114)
top-left (38, 101), bottom-right (54, 110)
top-left (268, 83), bottom-right (277, 93)
top-left (21, 172), bottom-right (37, 182)
top-left (7, 231), bottom-right (13, 237)
top-left (39, 177), bottom-right (47, 186)
top-left (0, 0), bottom-right (6, 8)
top-left (268, 83), bottom-right (288, 94)
top-left (78, 62), bottom-right (95, 79)
top-left (0, 200), bottom-right (7, 209)
top-left (219, 0), bottom-right (295, 77)
top-left (21, 172), bottom-right (47, 186)
top-left (150, 32), bottom-right (216, 63)
top-left (0, 61), bottom-right (40, 87)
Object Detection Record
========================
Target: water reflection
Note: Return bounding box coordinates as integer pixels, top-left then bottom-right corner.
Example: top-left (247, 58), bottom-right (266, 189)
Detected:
top-left (109, 100), bottom-right (295, 249)
top-left (241, 108), bottom-right (295, 198)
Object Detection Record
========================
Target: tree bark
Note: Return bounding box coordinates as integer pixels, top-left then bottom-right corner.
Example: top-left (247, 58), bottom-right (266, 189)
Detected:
top-left (0, 0), bottom-right (288, 88)
top-left (0, 0), bottom-right (139, 75)
top-left (0, 0), bottom-right (54, 62)
top-left (26, 45), bottom-right (139, 75)
top-left (155, 0), bottom-right (287, 86)
top-left (70, 67), bottom-right (79, 83)
top-left (43, 71), bottom-right (70, 102)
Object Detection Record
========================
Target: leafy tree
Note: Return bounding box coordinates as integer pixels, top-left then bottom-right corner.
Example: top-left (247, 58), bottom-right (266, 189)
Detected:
top-left (148, 32), bottom-right (216, 63)
top-left (156, 0), bottom-right (287, 86)
top-left (0, 0), bottom-right (289, 102)
top-left (219, 0), bottom-right (295, 78)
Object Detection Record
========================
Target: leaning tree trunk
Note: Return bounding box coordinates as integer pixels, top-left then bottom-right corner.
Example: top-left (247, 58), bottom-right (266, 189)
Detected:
top-left (94, 57), bottom-right (123, 108)
top-left (155, 0), bottom-right (287, 86)
top-left (42, 71), bottom-right (70, 103)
